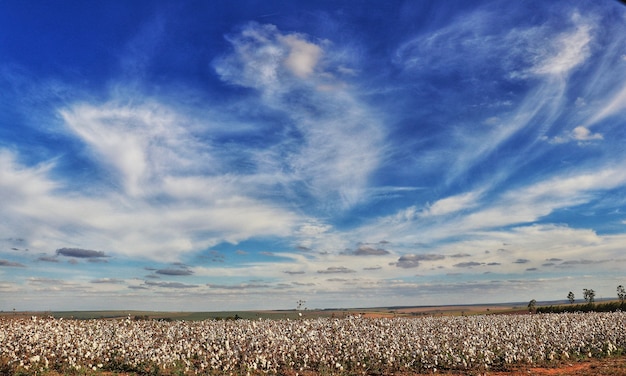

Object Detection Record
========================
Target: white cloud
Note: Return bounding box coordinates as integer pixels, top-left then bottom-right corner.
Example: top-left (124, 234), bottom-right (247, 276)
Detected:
top-left (571, 126), bottom-right (603, 141)
top-left (530, 13), bottom-right (593, 77)
top-left (59, 100), bottom-right (209, 197)
top-left (459, 167), bottom-right (626, 231)
top-left (354, 165), bottom-right (626, 253)
top-left (214, 23), bottom-right (283, 91)
top-left (544, 125), bottom-right (603, 144)
top-left (215, 22), bottom-right (385, 210)
top-left (214, 22), bottom-right (325, 92)
top-left (0, 143), bottom-right (299, 262)
top-left (393, 7), bottom-right (594, 82)
top-left (584, 85), bottom-right (626, 127)
top-left (0, 151), bottom-right (57, 204)
top-left (421, 191), bottom-right (481, 217)
top-left (296, 221), bottom-right (332, 237)
top-left (279, 34), bottom-right (322, 78)
top-left (0, 21), bottom-right (385, 266)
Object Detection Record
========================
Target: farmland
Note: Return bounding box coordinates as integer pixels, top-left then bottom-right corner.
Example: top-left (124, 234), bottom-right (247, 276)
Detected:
top-left (1, 311), bottom-right (625, 375)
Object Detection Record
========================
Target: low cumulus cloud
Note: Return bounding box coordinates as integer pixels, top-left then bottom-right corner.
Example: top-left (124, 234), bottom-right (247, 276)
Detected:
top-left (555, 259), bottom-right (605, 268)
top-left (292, 281), bottom-right (315, 286)
top-left (155, 268), bottom-right (193, 276)
top-left (37, 255), bottom-right (59, 263)
top-left (393, 254), bottom-right (445, 268)
top-left (363, 266), bottom-right (382, 271)
top-left (88, 258), bottom-right (108, 264)
top-left (90, 278), bottom-right (124, 284)
top-left (0, 259), bottom-right (26, 267)
top-left (283, 271), bottom-right (305, 275)
top-left (317, 266), bottom-right (356, 274)
top-left (454, 261), bottom-right (482, 268)
top-left (144, 281), bottom-right (198, 289)
top-left (353, 245), bottom-right (390, 256)
top-left (56, 248), bottom-right (107, 258)
top-left (27, 277), bottom-right (69, 285)
top-left (513, 259), bottom-right (530, 264)
top-left (207, 283), bottom-right (271, 290)
top-left (561, 259), bottom-right (596, 265)
top-left (544, 126), bottom-right (603, 144)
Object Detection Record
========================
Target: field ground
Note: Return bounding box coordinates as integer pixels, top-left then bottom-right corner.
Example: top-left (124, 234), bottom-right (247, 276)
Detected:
top-left (484, 356), bottom-right (626, 376)
top-left (23, 356), bottom-right (626, 376)
top-left (0, 302), bottom-right (531, 321)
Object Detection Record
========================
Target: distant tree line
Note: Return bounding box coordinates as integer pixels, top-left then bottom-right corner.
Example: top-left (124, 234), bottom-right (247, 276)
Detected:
top-left (531, 285), bottom-right (625, 314)
top-left (536, 301), bottom-right (624, 313)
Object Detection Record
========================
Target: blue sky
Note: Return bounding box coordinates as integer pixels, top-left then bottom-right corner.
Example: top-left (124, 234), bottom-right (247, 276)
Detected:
top-left (1, 0), bottom-right (625, 311)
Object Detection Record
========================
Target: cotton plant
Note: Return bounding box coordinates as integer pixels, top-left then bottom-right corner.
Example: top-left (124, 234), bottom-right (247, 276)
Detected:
top-left (0, 312), bottom-right (625, 374)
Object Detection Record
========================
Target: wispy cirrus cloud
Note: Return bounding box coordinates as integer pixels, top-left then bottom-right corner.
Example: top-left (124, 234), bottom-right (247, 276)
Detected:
top-left (420, 191), bottom-right (482, 218)
top-left (391, 5), bottom-right (607, 191)
top-left (458, 167), bottom-right (626, 232)
top-left (0, 103), bottom-right (300, 262)
top-left (529, 12), bottom-right (593, 78)
top-left (369, 166), bottom-right (626, 246)
top-left (214, 22), bottom-right (385, 210)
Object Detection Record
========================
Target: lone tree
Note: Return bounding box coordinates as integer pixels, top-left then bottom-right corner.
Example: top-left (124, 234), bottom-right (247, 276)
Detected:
top-left (618, 285), bottom-right (626, 306)
top-left (528, 299), bottom-right (537, 313)
top-left (567, 291), bottom-right (575, 304)
top-left (583, 288), bottom-right (595, 304)
top-left (296, 299), bottom-right (306, 310)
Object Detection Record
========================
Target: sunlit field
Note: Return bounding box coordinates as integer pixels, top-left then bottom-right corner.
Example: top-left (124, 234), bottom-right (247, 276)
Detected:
top-left (1, 312), bottom-right (625, 375)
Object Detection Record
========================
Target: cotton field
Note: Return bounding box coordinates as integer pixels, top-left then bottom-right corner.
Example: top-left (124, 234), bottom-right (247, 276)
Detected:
top-left (1, 312), bottom-right (625, 375)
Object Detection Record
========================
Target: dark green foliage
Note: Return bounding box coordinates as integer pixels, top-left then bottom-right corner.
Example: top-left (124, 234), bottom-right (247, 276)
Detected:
top-left (537, 301), bottom-right (623, 313)
top-left (618, 285), bottom-right (626, 304)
